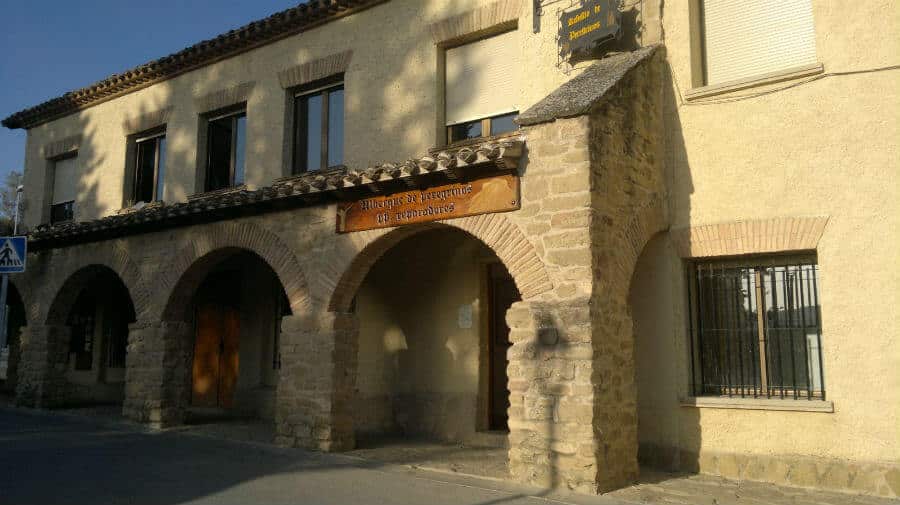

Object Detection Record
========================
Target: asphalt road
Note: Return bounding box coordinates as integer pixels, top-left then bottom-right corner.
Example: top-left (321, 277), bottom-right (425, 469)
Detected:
top-left (0, 408), bottom-right (626, 505)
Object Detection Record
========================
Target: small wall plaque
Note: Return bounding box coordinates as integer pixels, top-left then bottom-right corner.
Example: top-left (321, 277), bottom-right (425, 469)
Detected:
top-left (558, 0), bottom-right (621, 60)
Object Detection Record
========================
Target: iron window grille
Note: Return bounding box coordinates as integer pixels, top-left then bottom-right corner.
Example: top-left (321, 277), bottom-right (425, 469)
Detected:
top-left (293, 79), bottom-right (344, 174)
top-left (689, 256), bottom-right (826, 400)
top-left (104, 312), bottom-right (129, 369)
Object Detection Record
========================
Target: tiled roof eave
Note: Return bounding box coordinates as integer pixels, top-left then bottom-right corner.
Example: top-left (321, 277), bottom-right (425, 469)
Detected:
top-left (1, 0), bottom-right (388, 130)
top-left (28, 137), bottom-right (525, 251)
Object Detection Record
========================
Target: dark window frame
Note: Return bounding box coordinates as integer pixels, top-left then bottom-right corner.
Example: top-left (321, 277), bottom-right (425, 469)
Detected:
top-left (132, 129), bottom-right (166, 204)
top-left (50, 201), bottom-right (75, 225)
top-left (688, 254), bottom-right (826, 401)
top-left (446, 111), bottom-right (520, 145)
top-left (48, 152), bottom-right (78, 225)
top-left (292, 77), bottom-right (344, 174)
top-left (204, 108), bottom-right (247, 192)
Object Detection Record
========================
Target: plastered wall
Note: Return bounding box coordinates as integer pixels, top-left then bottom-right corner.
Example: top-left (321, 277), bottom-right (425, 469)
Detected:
top-left (354, 229), bottom-right (499, 442)
top-left (631, 0), bottom-right (900, 484)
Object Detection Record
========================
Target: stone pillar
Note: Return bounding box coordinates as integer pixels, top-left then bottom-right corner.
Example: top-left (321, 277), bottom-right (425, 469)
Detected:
top-left (590, 291), bottom-right (640, 492)
top-left (505, 300), bottom-right (601, 494)
top-left (275, 312), bottom-right (357, 451)
top-left (14, 324), bottom-right (70, 408)
top-left (123, 320), bottom-right (192, 428)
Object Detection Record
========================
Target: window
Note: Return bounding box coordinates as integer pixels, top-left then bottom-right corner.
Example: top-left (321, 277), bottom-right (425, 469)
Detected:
top-left (448, 111), bottom-right (520, 144)
top-left (68, 292), bottom-right (96, 371)
top-left (700, 0), bottom-right (817, 86)
top-left (50, 155), bottom-right (77, 224)
top-left (445, 30), bottom-right (521, 144)
top-left (293, 82), bottom-right (344, 173)
top-left (104, 309), bottom-right (129, 369)
top-left (689, 256), bottom-right (825, 400)
top-left (132, 132), bottom-right (166, 203)
top-left (205, 110), bottom-right (247, 191)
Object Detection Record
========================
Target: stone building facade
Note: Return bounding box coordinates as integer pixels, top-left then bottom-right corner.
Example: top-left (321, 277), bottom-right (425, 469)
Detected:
top-left (2, 0), bottom-right (898, 498)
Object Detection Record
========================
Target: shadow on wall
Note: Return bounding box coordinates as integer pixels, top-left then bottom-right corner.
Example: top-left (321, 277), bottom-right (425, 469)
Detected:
top-left (630, 57), bottom-right (700, 474)
top-left (352, 229), bottom-right (490, 443)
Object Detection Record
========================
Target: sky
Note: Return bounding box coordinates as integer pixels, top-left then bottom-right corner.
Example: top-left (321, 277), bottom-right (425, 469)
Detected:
top-left (0, 0), bottom-right (304, 182)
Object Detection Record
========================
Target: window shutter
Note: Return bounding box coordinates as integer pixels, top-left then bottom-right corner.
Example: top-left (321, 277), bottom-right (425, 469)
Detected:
top-left (52, 156), bottom-right (77, 204)
top-left (703, 0), bottom-right (817, 86)
top-left (445, 30), bottom-right (520, 126)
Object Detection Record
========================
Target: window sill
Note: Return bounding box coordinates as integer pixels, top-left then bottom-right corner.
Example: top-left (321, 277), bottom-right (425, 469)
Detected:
top-left (685, 63), bottom-right (825, 101)
top-left (680, 396), bottom-right (834, 413)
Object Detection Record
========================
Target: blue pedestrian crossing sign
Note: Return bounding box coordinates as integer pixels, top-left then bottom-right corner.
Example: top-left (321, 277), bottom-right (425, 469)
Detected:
top-left (0, 237), bottom-right (26, 273)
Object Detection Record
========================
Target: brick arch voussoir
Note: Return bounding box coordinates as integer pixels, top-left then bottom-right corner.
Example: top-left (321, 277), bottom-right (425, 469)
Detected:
top-left (39, 242), bottom-right (152, 326)
top-left (324, 214), bottom-right (553, 313)
top-left (620, 199), bottom-right (669, 292)
top-left (157, 222), bottom-right (313, 321)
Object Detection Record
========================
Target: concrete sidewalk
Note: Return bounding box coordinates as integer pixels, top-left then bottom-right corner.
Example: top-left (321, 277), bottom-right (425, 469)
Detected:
top-left (0, 404), bottom-right (894, 505)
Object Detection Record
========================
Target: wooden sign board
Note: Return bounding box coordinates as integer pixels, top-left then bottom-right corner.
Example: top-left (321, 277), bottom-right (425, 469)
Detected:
top-left (336, 174), bottom-right (520, 233)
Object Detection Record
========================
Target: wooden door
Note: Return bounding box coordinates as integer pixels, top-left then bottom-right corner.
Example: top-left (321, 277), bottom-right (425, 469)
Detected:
top-left (488, 263), bottom-right (520, 431)
top-left (192, 302), bottom-right (240, 408)
top-left (218, 307), bottom-right (240, 408)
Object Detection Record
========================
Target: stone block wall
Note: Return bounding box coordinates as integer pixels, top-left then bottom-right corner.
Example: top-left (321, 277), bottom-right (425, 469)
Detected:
top-left (122, 321), bottom-right (192, 427)
top-left (506, 300), bottom-right (598, 494)
top-left (14, 325), bottom-right (71, 408)
top-left (275, 312), bottom-right (357, 452)
top-left (586, 51), bottom-right (667, 492)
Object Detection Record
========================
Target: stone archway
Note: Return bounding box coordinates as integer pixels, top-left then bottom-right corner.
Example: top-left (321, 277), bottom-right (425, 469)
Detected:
top-left (274, 216), bottom-right (553, 456)
top-left (322, 213), bottom-right (554, 312)
top-left (125, 221), bottom-right (313, 429)
top-left (156, 221), bottom-right (312, 320)
top-left (17, 255), bottom-right (142, 408)
top-left (38, 242), bottom-right (151, 326)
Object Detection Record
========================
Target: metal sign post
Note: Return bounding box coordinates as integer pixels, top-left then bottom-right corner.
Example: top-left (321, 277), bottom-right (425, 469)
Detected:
top-left (0, 186), bottom-right (24, 352)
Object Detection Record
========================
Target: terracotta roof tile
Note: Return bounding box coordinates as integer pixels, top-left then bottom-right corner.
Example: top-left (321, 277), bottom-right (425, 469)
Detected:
top-left (29, 137), bottom-right (525, 250)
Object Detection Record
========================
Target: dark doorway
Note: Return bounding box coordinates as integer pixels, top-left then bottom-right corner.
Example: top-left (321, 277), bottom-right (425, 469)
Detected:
top-left (1, 283), bottom-right (26, 393)
top-left (487, 263), bottom-right (519, 431)
top-left (191, 272), bottom-right (241, 409)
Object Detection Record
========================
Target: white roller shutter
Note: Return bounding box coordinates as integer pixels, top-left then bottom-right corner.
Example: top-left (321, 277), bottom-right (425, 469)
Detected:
top-left (52, 156), bottom-right (77, 204)
top-left (445, 30), bottom-right (520, 126)
top-left (703, 0), bottom-right (817, 86)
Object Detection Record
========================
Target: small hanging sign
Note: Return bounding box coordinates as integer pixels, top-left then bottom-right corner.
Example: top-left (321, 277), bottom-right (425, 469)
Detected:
top-left (558, 0), bottom-right (621, 60)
